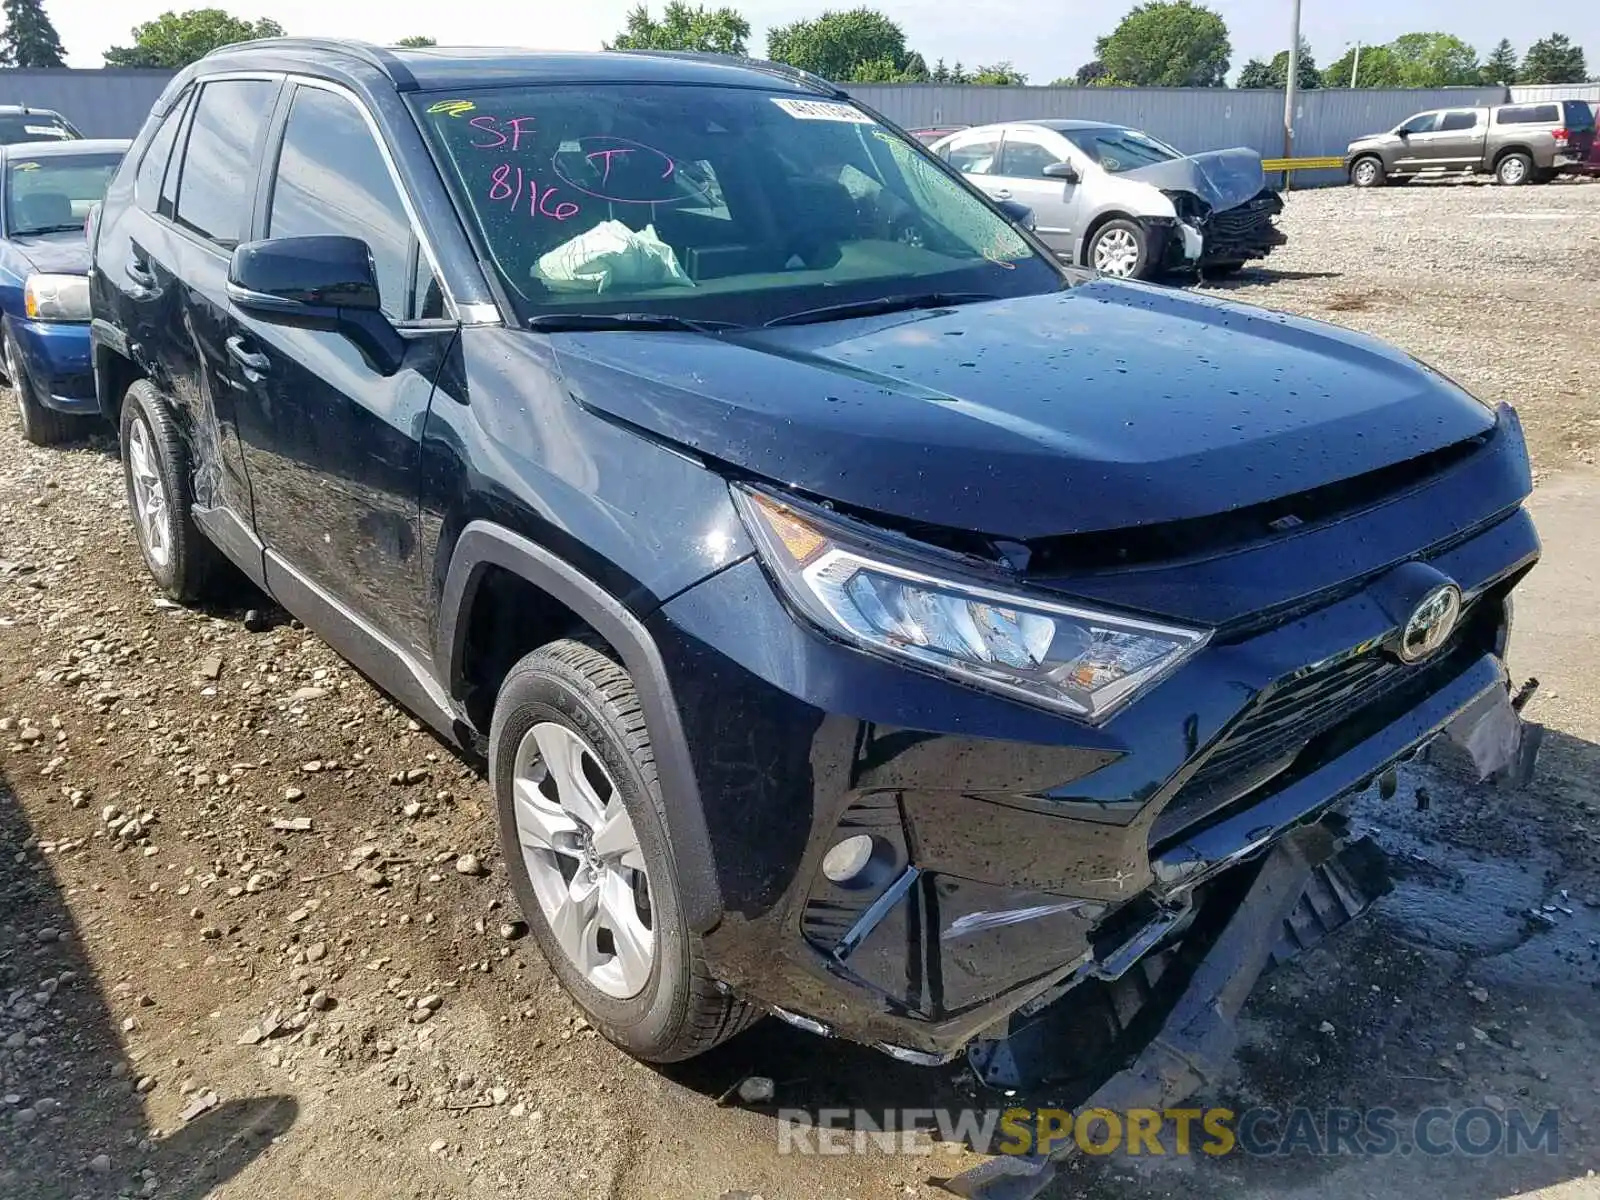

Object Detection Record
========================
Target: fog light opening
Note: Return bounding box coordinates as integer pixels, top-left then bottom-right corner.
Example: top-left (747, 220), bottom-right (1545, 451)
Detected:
top-left (822, 835), bottom-right (877, 886)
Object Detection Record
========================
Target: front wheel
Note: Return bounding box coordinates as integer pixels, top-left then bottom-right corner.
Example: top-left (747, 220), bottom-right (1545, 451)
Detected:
top-left (1350, 157), bottom-right (1386, 189)
top-left (1087, 219), bottom-right (1150, 280)
top-left (6, 329), bottom-right (76, 446)
top-left (490, 638), bottom-right (753, 1062)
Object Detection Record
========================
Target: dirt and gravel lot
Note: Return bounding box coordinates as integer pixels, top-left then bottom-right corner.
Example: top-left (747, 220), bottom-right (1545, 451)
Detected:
top-left (2, 180), bottom-right (1599, 1200)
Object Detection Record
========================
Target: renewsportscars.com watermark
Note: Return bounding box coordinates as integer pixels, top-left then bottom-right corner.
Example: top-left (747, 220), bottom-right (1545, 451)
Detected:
top-left (777, 1106), bottom-right (1561, 1159)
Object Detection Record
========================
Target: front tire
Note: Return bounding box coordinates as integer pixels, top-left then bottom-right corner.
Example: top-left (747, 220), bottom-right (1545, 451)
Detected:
top-left (119, 379), bottom-right (222, 602)
top-left (1496, 152), bottom-right (1532, 186)
top-left (1350, 156), bottom-right (1386, 188)
top-left (490, 638), bottom-right (752, 1062)
top-left (1087, 219), bottom-right (1151, 280)
top-left (6, 329), bottom-right (75, 446)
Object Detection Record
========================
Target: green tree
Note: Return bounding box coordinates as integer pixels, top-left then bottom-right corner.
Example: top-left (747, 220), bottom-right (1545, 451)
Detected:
top-left (1520, 32), bottom-right (1586, 84)
top-left (394, 35), bottom-right (435, 48)
top-left (1072, 59), bottom-right (1107, 86)
top-left (604, 3), bottom-right (749, 56)
top-left (1094, 1), bottom-right (1231, 87)
top-left (0, 0), bottom-right (66, 67)
top-left (1325, 43), bottom-right (1402, 87)
top-left (1236, 58), bottom-right (1272, 88)
top-left (103, 9), bottom-right (284, 68)
top-left (1389, 32), bottom-right (1479, 87)
top-left (1480, 38), bottom-right (1518, 84)
top-left (766, 8), bottom-right (916, 81)
top-left (970, 61), bottom-right (1026, 85)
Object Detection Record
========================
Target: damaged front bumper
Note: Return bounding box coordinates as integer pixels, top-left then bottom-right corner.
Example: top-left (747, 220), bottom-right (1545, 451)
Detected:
top-left (1168, 187), bottom-right (1288, 266)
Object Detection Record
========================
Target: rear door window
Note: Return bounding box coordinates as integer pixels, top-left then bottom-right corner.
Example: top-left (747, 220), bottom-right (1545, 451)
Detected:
top-left (1436, 111), bottom-right (1479, 132)
top-left (945, 135), bottom-right (1001, 176)
top-left (173, 78), bottom-right (279, 249)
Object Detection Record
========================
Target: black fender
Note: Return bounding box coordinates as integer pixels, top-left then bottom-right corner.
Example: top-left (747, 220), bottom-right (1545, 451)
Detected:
top-left (436, 520), bottom-right (723, 933)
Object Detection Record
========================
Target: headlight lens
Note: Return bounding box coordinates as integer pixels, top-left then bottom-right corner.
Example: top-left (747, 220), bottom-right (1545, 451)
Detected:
top-left (734, 486), bottom-right (1209, 722)
top-left (24, 273), bottom-right (90, 322)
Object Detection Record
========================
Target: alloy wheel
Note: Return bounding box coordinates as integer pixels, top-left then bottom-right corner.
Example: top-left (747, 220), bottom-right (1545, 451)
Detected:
top-left (512, 721), bottom-right (654, 998)
top-left (1092, 228), bottom-right (1141, 277)
top-left (126, 416), bottom-right (172, 569)
top-left (1500, 157), bottom-right (1527, 184)
top-left (1354, 160), bottom-right (1379, 186)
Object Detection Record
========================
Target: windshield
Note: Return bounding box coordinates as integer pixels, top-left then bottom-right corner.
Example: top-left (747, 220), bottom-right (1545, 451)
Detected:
top-left (0, 114), bottom-right (77, 145)
top-left (412, 85), bottom-right (1060, 325)
top-left (5, 152), bottom-right (121, 235)
top-left (1061, 127), bottom-right (1182, 173)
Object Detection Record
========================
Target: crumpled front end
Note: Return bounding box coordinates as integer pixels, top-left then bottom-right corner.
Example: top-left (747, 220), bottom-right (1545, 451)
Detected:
top-left (1167, 187), bottom-right (1287, 266)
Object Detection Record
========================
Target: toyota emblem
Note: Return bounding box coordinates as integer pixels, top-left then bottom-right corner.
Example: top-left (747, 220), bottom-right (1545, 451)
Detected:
top-left (1398, 584), bottom-right (1462, 663)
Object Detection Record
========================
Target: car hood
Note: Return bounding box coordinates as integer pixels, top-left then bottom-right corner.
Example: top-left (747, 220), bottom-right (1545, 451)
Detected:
top-left (548, 283), bottom-right (1497, 540)
top-left (1120, 148), bottom-right (1267, 212)
top-left (7, 233), bottom-right (88, 275)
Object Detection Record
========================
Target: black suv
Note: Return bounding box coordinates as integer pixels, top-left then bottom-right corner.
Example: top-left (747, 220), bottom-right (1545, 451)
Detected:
top-left (90, 39), bottom-right (1540, 1067)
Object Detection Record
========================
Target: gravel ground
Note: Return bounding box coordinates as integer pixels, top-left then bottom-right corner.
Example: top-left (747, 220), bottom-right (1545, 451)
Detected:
top-left (1, 180), bottom-right (1598, 1200)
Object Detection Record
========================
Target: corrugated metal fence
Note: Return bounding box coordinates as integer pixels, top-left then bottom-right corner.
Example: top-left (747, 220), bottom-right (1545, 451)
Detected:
top-left (0, 67), bottom-right (1528, 185)
top-left (846, 84), bottom-right (1511, 185)
top-left (1508, 83), bottom-right (1600, 104)
top-left (0, 69), bottom-right (173, 138)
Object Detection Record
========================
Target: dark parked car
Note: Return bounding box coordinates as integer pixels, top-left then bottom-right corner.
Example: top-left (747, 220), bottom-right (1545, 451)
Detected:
top-left (0, 105), bottom-right (81, 145)
top-left (1, 138), bottom-right (128, 443)
top-left (91, 40), bottom-right (1540, 1070)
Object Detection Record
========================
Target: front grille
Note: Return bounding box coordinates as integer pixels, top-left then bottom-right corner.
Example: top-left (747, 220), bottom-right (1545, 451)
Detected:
top-left (1210, 205), bottom-right (1273, 240)
top-left (1150, 599), bottom-right (1495, 847)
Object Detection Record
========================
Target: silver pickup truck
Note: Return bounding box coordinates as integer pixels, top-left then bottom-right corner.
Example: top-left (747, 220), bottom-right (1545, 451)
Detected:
top-left (1346, 99), bottom-right (1597, 187)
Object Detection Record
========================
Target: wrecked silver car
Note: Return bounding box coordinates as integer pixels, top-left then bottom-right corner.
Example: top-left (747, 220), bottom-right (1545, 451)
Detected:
top-left (932, 120), bottom-right (1286, 280)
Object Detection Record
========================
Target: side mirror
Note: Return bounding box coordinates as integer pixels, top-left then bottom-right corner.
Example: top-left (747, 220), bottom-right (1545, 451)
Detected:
top-left (995, 198), bottom-right (1036, 231)
top-left (1043, 161), bottom-right (1080, 183)
top-left (1396, 129), bottom-right (1410, 139)
top-left (227, 235), bottom-right (402, 375)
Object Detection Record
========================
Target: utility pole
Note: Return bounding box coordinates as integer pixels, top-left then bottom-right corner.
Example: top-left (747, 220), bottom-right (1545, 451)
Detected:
top-left (1282, 0), bottom-right (1302, 188)
top-left (1350, 40), bottom-right (1361, 88)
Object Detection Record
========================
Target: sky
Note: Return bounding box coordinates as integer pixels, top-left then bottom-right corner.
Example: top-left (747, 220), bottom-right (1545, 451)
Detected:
top-left (50, 0), bottom-right (1599, 81)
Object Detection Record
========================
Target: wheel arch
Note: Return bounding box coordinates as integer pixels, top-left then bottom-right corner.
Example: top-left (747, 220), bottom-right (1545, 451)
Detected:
top-left (438, 520), bottom-right (723, 933)
top-left (90, 320), bottom-right (145, 424)
top-left (1492, 143), bottom-right (1534, 168)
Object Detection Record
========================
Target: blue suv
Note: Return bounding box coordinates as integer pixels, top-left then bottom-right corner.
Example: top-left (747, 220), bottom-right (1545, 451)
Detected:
top-left (89, 40), bottom-right (1540, 1066)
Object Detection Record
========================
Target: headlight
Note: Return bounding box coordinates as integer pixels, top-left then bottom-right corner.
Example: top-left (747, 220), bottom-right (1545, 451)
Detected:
top-left (733, 486), bottom-right (1209, 722)
top-left (24, 273), bottom-right (90, 322)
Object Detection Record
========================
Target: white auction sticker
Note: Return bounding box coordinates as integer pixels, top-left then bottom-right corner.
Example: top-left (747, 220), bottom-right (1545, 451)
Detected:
top-left (23, 125), bottom-right (65, 137)
top-left (770, 98), bottom-right (876, 124)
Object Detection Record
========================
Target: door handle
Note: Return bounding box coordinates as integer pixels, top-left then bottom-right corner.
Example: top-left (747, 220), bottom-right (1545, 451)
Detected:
top-left (225, 335), bottom-right (270, 377)
top-left (125, 259), bottom-right (154, 287)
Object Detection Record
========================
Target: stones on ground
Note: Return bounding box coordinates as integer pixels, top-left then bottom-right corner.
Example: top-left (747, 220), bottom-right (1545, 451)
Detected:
top-left (736, 1076), bottom-right (775, 1104)
top-left (402, 801), bottom-right (423, 819)
top-left (355, 867), bottom-right (387, 888)
top-left (282, 786), bottom-right (305, 803)
top-left (197, 656), bottom-right (223, 681)
top-left (179, 1089), bottom-right (219, 1121)
top-left (411, 994), bottom-right (442, 1023)
top-left (1317, 1020), bottom-right (1336, 1035)
top-left (455, 854), bottom-right (484, 877)
top-left (289, 686), bottom-right (327, 702)
top-left (301, 760), bottom-right (323, 773)
top-left (88, 1154), bottom-right (112, 1175)
top-left (271, 816), bottom-right (313, 833)
top-left (305, 941), bottom-right (327, 963)
top-left (488, 1085), bottom-right (509, 1105)
top-left (309, 990), bottom-right (333, 1012)
top-left (498, 920), bottom-right (527, 941)
top-left (1468, 985), bottom-right (1489, 1003)
top-left (391, 767), bottom-right (428, 785)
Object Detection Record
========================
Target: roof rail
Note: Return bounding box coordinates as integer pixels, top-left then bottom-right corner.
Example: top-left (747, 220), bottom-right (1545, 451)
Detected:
top-left (203, 36), bottom-right (419, 92)
top-left (616, 50), bottom-right (845, 98)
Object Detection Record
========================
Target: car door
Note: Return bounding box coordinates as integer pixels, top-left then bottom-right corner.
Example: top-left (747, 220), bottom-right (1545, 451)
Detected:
top-left (133, 76), bottom-right (283, 569)
top-left (224, 79), bottom-right (455, 659)
top-left (991, 129), bottom-right (1080, 255)
top-left (940, 128), bottom-right (1004, 195)
top-left (1424, 109), bottom-right (1484, 169)
top-left (1391, 111), bottom-right (1440, 172)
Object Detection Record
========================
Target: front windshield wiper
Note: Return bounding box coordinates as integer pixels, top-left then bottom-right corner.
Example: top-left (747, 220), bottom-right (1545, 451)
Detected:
top-left (12, 223), bottom-right (83, 236)
top-left (763, 292), bottom-right (998, 328)
top-left (526, 312), bottom-right (741, 334)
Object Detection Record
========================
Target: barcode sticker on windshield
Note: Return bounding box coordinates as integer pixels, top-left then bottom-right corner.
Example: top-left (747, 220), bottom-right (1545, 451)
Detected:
top-left (770, 98), bottom-right (875, 124)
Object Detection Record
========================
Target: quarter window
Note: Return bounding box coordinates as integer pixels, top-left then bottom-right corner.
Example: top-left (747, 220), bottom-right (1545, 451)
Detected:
top-left (173, 79), bottom-right (278, 249)
top-left (268, 85), bottom-right (416, 322)
top-left (135, 87), bottom-right (190, 212)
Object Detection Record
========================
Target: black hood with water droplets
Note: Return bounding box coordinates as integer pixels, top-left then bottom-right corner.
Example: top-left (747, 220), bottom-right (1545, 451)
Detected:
top-left (547, 281), bottom-right (1497, 540)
